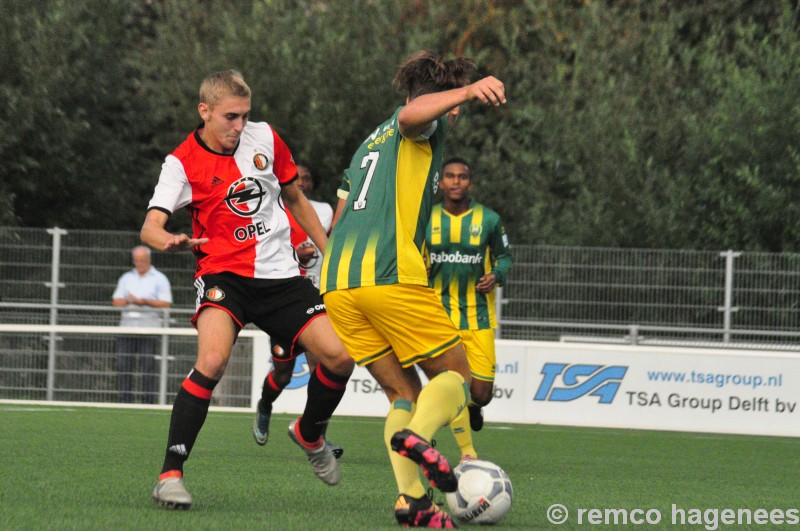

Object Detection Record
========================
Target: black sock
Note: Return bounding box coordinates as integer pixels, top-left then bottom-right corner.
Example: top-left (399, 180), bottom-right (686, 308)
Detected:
top-left (160, 368), bottom-right (218, 476)
top-left (299, 364), bottom-right (349, 442)
top-left (260, 369), bottom-right (288, 409)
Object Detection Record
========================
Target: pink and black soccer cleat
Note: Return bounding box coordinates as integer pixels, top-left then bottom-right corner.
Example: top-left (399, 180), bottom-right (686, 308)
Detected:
top-left (390, 429), bottom-right (458, 493)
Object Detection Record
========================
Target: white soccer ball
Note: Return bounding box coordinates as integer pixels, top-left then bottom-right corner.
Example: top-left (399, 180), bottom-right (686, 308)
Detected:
top-left (445, 459), bottom-right (513, 525)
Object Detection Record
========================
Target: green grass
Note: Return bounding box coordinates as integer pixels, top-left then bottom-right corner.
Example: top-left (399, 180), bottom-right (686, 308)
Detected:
top-left (1, 404), bottom-right (798, 530)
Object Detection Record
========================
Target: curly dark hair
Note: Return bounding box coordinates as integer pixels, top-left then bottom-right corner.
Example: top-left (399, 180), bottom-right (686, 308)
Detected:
top-left (393, 50), bottom-right (476, 100)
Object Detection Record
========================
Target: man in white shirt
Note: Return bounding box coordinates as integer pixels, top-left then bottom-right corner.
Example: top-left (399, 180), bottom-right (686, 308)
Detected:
top-left (112, 245), bottom-right (173, 403)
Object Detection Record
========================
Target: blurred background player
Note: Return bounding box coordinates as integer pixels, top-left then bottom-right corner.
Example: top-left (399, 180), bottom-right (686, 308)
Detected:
top-left (111, 245), bottom-right (173, 404)
top-left (321, 50), bottom-right (506, 528)
top-left (254, 161), bottom-right (343, 458)
top-left (142, 69), bottom-right (354, 509)
top-left (294, 162), bottom-right (333, 287)
top-left (425, 157), bottom-right (512, 462)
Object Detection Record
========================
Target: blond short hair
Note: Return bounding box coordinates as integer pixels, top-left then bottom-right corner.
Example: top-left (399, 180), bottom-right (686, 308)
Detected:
top-left (199, 69), bottom-right (251, 109)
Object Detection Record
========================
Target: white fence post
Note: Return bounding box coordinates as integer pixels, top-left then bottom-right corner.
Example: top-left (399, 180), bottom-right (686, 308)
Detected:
top-left (45, 227), bottom-right (67, 401)
top-left (718, 249), bottom-right (741, 343)
top-left (158, 308), bottom-right (170, 405)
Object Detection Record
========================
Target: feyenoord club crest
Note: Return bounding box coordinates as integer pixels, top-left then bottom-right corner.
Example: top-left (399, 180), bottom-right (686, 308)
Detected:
top-left (205, 287), bottom-right (225, 301)
top-left (253, 152), bottom-right (269, 170)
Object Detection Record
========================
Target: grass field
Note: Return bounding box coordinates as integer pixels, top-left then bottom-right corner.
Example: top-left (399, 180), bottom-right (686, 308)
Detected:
top-left (1, 403), bottom-right (798, 530)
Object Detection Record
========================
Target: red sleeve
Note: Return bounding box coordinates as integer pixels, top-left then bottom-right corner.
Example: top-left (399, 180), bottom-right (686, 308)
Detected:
top-left (270, 126), bottom-right (298, 185)
top-left (286, 209), bottom-right (308, 249)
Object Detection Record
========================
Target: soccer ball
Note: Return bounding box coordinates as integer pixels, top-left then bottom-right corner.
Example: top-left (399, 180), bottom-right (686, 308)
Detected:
top-left (445, 459), bottom-right (513, 525)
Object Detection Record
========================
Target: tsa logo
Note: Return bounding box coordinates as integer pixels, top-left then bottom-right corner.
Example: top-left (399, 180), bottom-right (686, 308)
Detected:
top-left (534, 363), bottom-right (628, 404)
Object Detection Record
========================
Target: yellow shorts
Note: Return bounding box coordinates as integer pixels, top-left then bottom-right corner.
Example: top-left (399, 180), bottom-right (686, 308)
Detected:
top-left (323, 284), bottom-right (461, 368)
top-left (459, 328), bottom-right (496, 382)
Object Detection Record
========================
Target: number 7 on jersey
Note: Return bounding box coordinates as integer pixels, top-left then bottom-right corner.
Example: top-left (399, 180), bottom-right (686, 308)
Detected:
top-left (353, 151), bottom-right (380, 211)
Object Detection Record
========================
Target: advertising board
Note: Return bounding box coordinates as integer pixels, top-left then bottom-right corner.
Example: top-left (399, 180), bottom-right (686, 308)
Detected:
top-left (252, 338), bottom-right (800, 437)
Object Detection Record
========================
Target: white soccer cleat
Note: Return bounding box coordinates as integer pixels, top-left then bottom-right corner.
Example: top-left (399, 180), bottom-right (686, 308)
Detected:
top-left (152, 476), bottom-right (192, 510)
top-left (288, 417), bottom-right (340, 486)
top-left (253, 399), bottom-right (271, 446)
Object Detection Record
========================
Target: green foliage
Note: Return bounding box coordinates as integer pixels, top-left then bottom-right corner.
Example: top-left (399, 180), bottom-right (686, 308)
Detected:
top-left (681, 6), bottom-right (800, 251)
top-left (0, 1), bottom-right (147, 227)
top-left (1, 0), bottom-right (798, 251)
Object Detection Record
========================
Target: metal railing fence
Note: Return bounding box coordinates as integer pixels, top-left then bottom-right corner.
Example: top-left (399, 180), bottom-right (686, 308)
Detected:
top-left (0, 226), bottom-right (198, 309)
top-left (0, 305), bottom-right (256, 406)
top-left (500, 246), bottom-right (800, 348)
top-left (3, 226), bottom-right (800, 403)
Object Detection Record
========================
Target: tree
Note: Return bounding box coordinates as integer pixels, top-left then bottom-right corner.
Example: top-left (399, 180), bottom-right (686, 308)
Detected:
top-left (2, 0), bottom-right (798, 253)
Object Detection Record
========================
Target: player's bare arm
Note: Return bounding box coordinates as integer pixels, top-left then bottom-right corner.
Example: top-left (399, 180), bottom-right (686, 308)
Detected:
top-left (114, 293), bottom-right (172, 307)
top-left (281, 181), bottom-right (328, 254)
top-left (132, 297), bottom-right (172, 308)
top-left (140, 209), bottom-right (209, 252)
top-left (398, 76), bottom-right (507, 138)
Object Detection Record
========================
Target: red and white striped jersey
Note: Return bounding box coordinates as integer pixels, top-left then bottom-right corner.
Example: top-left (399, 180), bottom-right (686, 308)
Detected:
top-left (147, 121), bottom-right (300, 279)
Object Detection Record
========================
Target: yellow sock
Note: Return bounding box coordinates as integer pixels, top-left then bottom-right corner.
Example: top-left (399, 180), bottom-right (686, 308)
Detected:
top-left (406, 370), bottom-right (469, 441)
top-left (385, 399), bottom-right (426, 499)
top-left (449, 404), bottom-right (477, 459)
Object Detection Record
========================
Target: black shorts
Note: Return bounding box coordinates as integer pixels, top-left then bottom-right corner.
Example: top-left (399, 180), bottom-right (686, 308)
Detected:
top-left (192, 272), bottom-right (325, 359)
top-left (269, 335), bottom-right (302, 363)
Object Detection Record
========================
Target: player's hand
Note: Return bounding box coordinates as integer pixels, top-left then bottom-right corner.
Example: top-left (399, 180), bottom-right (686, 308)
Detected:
top-left (476, 273), bottom-right (497, 294)
top-left (296, 242), bottom-right (317, 264)
top-left (466, 76), bottom-right (506, 107)
top-left (163, 234), bottom-right (209, 252)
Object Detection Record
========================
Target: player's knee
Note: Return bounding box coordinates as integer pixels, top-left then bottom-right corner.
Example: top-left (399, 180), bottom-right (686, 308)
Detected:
top-left (271, 367), bottom-right (293, 387)
top-left (447, 345), bottom-right (472, 381)
top-left (318, 339), bottom-right (354, 374)
top-left (372, 371), bottom-right (419, 403)
top-left (383, 386), bottom-right (417, 404)
top-left (471, 382), bottom-right (493, 407)
top-left (196, 350), bottom-right (229, 379)
top-left (328, 353), bottom-right (354, 377)
top-left (472, 391), bottom-right (492, 407)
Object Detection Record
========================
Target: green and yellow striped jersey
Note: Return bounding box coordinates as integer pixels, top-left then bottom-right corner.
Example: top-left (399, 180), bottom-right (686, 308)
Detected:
top-left (321, 107), bottom-right (447, 293)
top-left (425, 201), bottom-right (512, 330)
